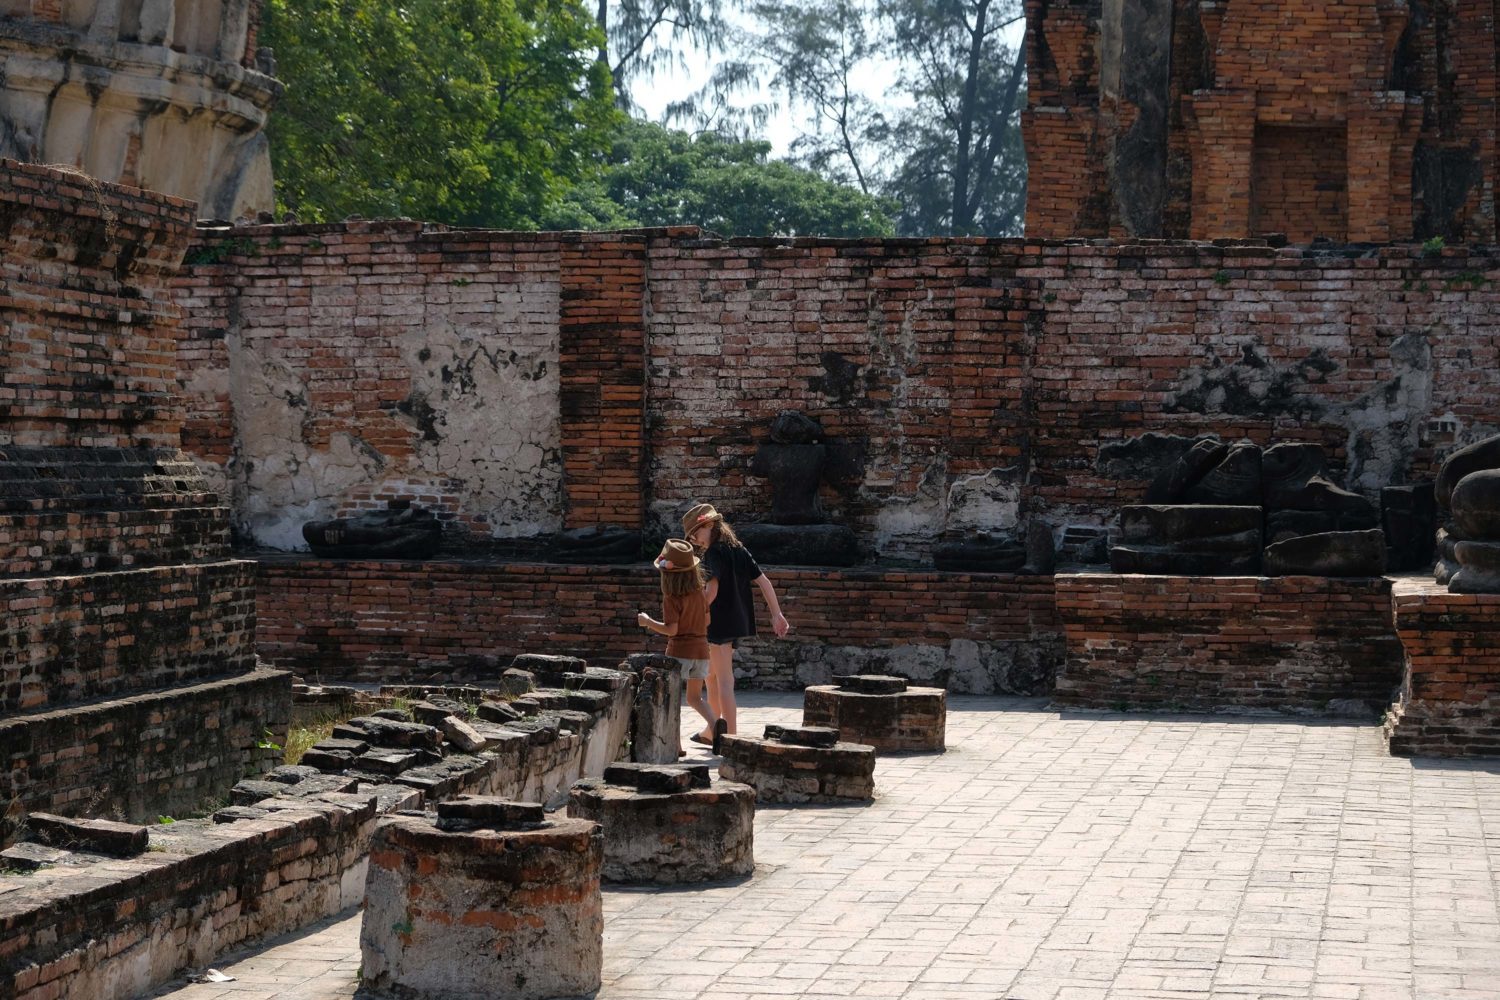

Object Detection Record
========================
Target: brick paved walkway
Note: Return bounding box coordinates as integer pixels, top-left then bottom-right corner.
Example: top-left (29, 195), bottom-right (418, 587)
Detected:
top-left (152, 694), bottom-right (1500, 1000)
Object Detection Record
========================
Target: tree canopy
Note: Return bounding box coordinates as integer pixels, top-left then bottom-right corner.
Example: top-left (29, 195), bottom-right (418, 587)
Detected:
top-left (262, 0), bottom-right (618, 226)
top-left (539, 118), bottom-right (897, 236)
top-left (260, 0), bottom-right (1025, 237)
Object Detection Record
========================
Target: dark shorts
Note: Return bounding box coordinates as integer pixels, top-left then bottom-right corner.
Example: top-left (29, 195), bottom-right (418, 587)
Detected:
top-left (706, 636), bottom-right (743, 650)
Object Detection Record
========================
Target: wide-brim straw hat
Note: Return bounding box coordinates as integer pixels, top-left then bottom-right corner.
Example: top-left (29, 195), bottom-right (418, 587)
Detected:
top-left (682, 502), bottom-right (722, 536)
top-left (654, 538), bottom-right (701, 572)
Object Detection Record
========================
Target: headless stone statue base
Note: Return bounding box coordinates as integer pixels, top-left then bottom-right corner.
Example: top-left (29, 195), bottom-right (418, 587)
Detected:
top-left (736, 522), bottom-right (859, 568)
top-left (1435, 434), bottom-right (1500, 594)
top-left (302, 502), bottom-right (442, 559)
top-left (1263, 529), bottom-right (1387, 577)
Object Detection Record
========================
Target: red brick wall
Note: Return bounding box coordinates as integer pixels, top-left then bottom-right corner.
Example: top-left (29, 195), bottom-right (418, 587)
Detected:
top-left (644, 238), bottom-right (1034, 556)
top-left (1054, 572), bottom-right (1405, 712)
top-left (1251, 125), bottom-right (1349, 242)
top-left (559, 234), bottom-right (650, 529)
top-left (0, 158), bottom-right (286, 824)
top-left (172, 224), bottom-right (661, 548)
top-left (174, 227), bottom-right (1500, 560)
top-left (1024, 0), bottom-right (1492, 241)
top-left (1386, 579), bottom-right (1500, 756)
top-left (253, 557), bottom-right (1061, 693)
top-left (1, 158), bottom-right (195, 450)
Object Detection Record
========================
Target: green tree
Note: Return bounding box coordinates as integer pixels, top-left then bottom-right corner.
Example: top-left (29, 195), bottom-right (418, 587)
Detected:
top-left (540, 119), bottom-right (897, 236)
top-left (880, 0), bottom-right (1027, 235)
top-left (749, 0), bottom-right (886, 195)
top-left (596, 0), bottom-right (735, 108)
top-left (263, 0), bottom-right (618, 226)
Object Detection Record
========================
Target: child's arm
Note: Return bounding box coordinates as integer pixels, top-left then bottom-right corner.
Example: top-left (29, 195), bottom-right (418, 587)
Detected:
top-left (636, 611), bottom-right (679, 636)
top-left (703, 578), bottom-right (719, 603)
top-left (753, 573), bottom-right (790, 637)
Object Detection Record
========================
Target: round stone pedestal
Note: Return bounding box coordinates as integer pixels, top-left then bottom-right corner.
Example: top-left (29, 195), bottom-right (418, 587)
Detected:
top-left (718, 725), bottom-right (876, 803)
top-left (567, 762), bottom-right (755, 883)
top-left (803, 674), bottom-right (946, 751)
top-left (360, 798), bottom-right (602, 1000)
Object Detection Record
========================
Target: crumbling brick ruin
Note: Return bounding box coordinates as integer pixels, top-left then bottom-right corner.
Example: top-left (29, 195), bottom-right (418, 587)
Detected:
top-left (1024, 0), bottom-right (1499, 242)
top-left (0, 159), bottom-right (291, 823)
top-left (0, 0), bottom-right (280, 218)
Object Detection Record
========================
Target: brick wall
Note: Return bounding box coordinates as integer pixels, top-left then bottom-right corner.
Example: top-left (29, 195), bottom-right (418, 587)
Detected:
top-left (171, 225), bottom-right (679, 548)
top-left (1, 561), bottom-right (257, 714)
top-left (253, 557), bottom-right (1062, 695)
top-left (1385, 579), bottom-right (1500, 756)
top-left (1024, 0), bottom-right (1492, 242)
top-left (1054, 573), bottom-right (1405, 713)
top-left (1250, 125), bottom-right (1349, 242)
top-left (175, 225), bottom-right (1500, 562)
top-left (1, 159), bottom-right (194, 450)
top-left (559, 234), bottom-right (651, 529)
top-left (1, 158), bottom-right (290, 827)
top-left (0, 668), bottom-right (290, 822)
top-left (0, 789), bottom-right (371, 1000)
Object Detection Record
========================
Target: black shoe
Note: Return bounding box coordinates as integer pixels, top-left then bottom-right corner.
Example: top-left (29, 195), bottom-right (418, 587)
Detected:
top-left (712, 718), bottom-right (729, 755)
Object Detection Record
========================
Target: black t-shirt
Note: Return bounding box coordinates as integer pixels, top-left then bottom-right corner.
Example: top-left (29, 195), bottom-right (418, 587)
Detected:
top-left (703, 541), bottom-right (762, 643)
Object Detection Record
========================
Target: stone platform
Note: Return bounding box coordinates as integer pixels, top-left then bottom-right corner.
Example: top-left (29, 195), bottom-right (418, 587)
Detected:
top-left (1385, 577), bottom-right (1500, 757)
top-left (717, 725), bottom-right (876, 803)
top-left (1054, 571), bottom-right (1404, 714)
top-left (360, 800), bottom-right (603, 1000)
top-left (802, 674), bottom-right (946, 751)
top-left (148, 693), bottom-right (1500, 1000)
top-left (568, 762), bottom-right (755, 883)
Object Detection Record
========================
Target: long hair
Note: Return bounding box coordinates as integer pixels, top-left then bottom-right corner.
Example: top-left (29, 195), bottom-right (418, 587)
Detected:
top-left (705, 518), bottom-right (742, 550)
top-left (660, 563), bottom-right (707, 598)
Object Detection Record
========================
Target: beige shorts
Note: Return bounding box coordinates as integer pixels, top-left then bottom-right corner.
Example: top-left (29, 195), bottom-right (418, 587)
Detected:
top-left (674, 657), bottom-right (710, 680)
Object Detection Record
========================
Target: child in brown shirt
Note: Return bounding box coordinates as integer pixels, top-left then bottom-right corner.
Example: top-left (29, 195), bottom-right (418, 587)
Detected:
top-left (637, 539), bottom-right (720, 755)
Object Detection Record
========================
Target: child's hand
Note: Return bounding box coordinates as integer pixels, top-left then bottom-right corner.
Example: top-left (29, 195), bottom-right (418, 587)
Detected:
top-left (636, 612), bottom-right (650, 628)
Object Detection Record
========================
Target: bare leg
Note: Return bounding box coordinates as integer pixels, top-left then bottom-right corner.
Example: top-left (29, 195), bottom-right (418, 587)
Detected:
top-left (708, 642), bottom-right (737, 735)
top-left (686, 678), bottom-right (716, 734)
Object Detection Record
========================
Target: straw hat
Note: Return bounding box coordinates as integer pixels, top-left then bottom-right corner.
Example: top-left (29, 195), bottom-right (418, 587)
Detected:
top-left (681, 502), bottom-right (722, 536)
top-left (654, 538), bottom-right (701, 572)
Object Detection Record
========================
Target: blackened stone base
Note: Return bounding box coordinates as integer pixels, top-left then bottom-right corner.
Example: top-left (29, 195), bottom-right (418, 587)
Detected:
top-left (718, 729), bottom-right (876, 802)
top-left (802, 681), bottom-right (946, 751)
top-left (568, 764), bottom-right (755, 883)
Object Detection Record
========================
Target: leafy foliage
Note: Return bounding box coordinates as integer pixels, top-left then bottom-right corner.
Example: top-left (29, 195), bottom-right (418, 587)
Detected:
top-left (262, 0), bottom-right (619, 226)
top-left (539, 119), bottom-right (897, 236)
top-left (597, 0), bottom-right (736, 109)
top-left (749, 0), bottom-right (886, 194)
top-left (880, 0), bottom-right (1028, 236)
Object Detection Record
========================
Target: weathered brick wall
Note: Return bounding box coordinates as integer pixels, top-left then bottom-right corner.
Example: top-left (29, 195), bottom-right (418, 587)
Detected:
top-left (1386, 579), bottom-right (1500, 757)
top-left (0, 668), bottom-right (290, 822)
top-left (1, 562), bottom-right (257, 714)
top-left (253, 558), bottom-right (1062, 694)
top-left (1, 158), bottom-right (289, 826)
top-left (1053, 573), bottom-right (1405, 713)
top-left (1, 159), bottom-right (192, 449)
top-left (173, 224), bottom-right (1500, 562)
top-left (1023, 242), bottom-right (1500, 527)
top-left (644, 237), bottom-right (1034, 558)
top-left (559, 233), bottom-right (652, 530)
top-left (171, 224), bottom-right (659, 549)
top-left (1024, 0), bottom-right (1496, 242)
top-left (0, 790), bottom-right (372, 1000)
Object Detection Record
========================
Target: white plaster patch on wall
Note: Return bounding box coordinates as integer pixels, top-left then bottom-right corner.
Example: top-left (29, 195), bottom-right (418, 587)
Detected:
top-left (399, 311), bottom-right (563, 538)
top-left (1336, 329), bottom-right (1433, 492)
top-left (945, 468), bottom-right (1022, 533)
top-left (229, 340), bottom-right (353, 548)
top-left (226, 270), bottom-right (564, 548)
top-left (870, 482), bottom-right (948, 563)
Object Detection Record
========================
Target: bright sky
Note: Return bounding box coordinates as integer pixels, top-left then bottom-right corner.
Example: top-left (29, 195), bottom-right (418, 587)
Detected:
top-left (632, 18), bottom-right (1026, 158)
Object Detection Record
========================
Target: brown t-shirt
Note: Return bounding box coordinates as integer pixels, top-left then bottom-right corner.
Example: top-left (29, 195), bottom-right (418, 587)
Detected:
top-left (663, 590), bottom-right (710, 660)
